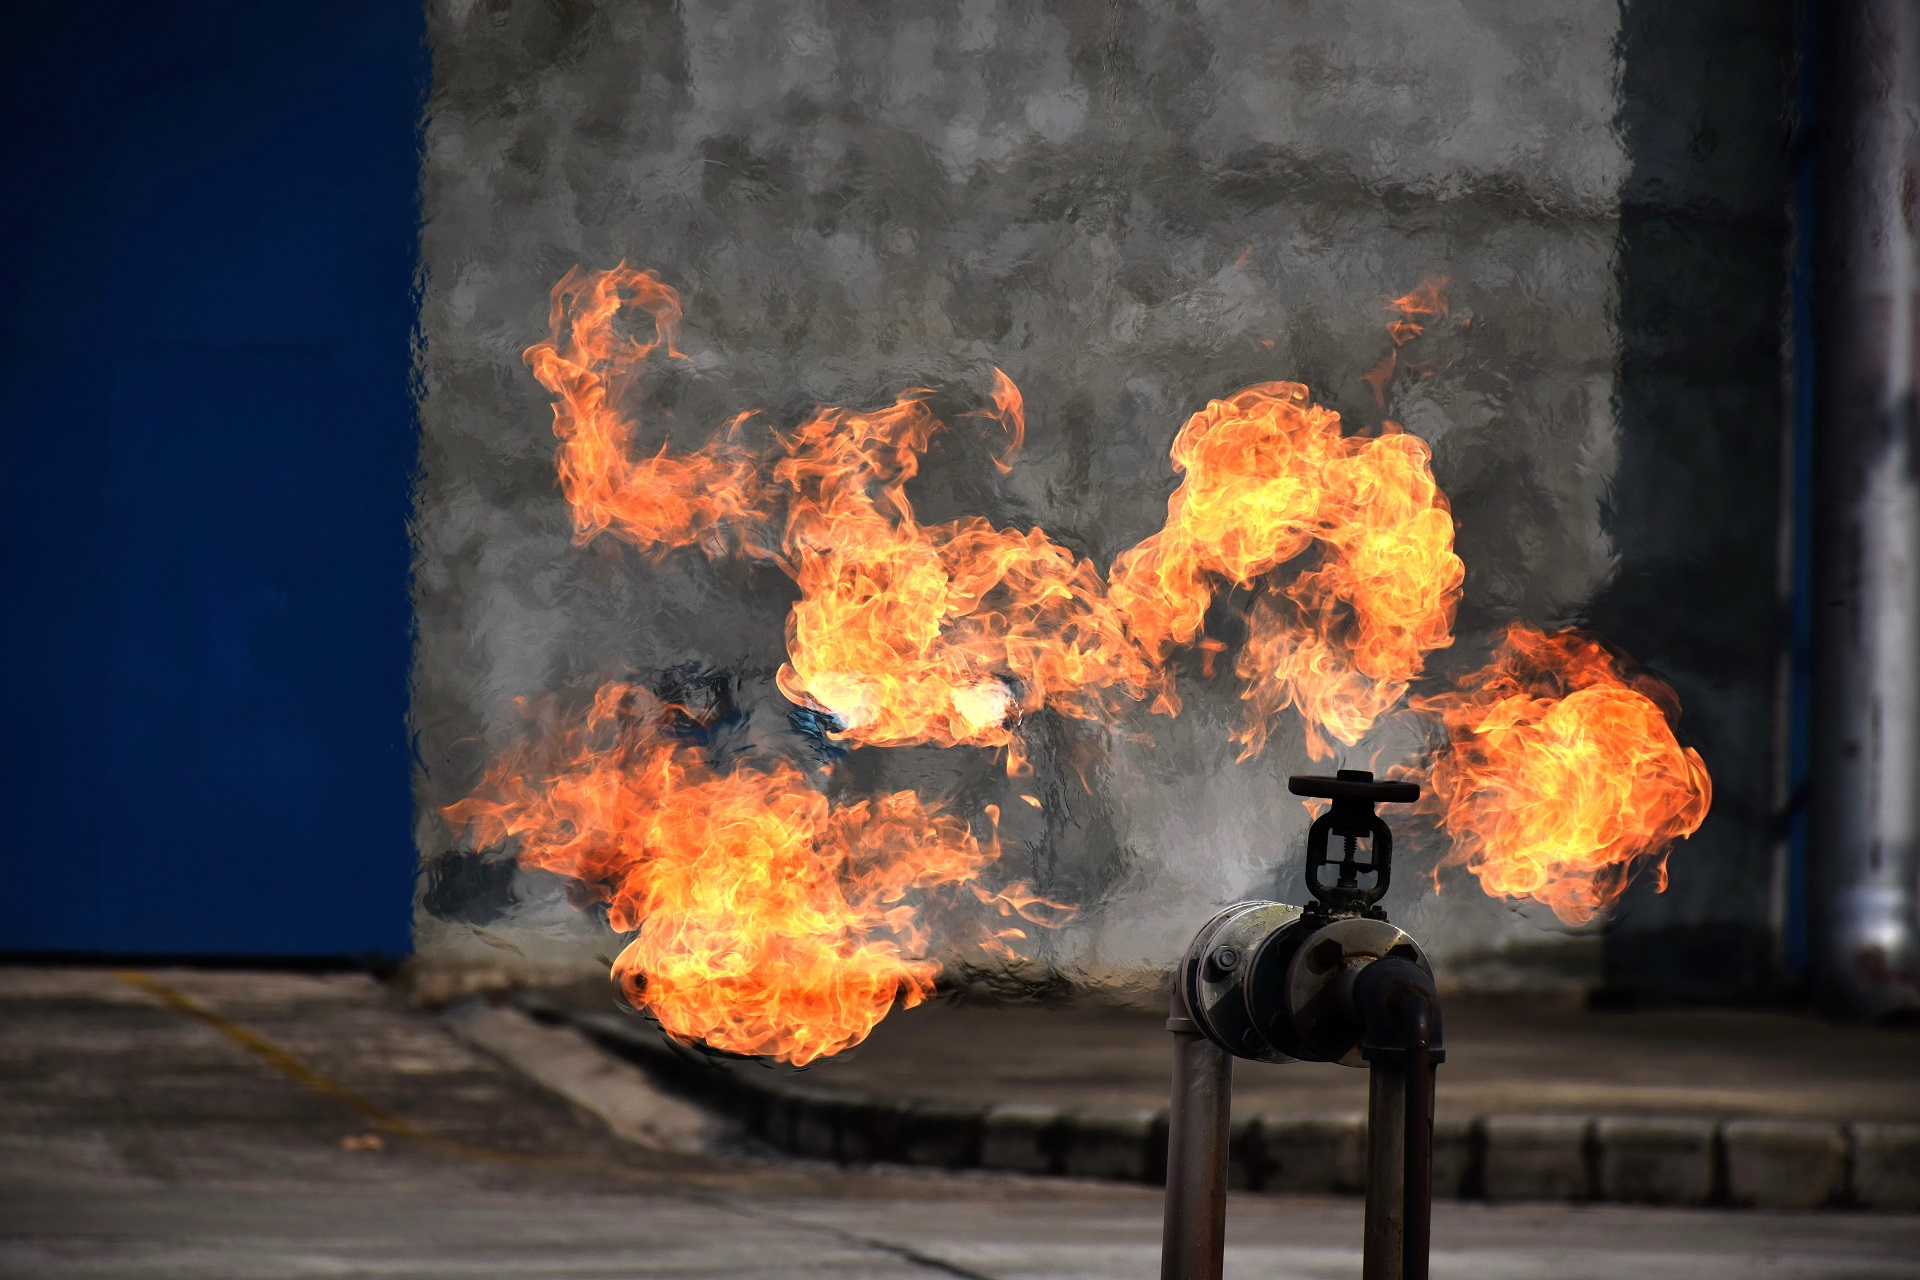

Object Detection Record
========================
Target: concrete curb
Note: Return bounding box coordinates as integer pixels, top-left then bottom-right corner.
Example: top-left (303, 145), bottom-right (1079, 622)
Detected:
top-left (445, 1001), bottom-right (721, 1153)
top-left (540, 1000), bottom-right (1919, 1211)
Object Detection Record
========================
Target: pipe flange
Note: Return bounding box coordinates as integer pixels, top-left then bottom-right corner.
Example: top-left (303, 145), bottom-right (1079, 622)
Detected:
top-left (1179, 900), bottom-right (1303, 1062)
top-left (1246, 916), bottom-right (1430, 1067)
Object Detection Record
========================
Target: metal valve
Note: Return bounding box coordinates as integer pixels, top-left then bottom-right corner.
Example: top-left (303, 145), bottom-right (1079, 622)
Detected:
top-left (1161, 770), bottom-right (1442, 1280)
top-left (1295, 769), bottom-right (1419, 918)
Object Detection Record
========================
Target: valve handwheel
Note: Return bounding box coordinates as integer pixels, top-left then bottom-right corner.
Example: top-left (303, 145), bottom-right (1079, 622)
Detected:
top-left (1289, 769), bottom-right (1419, 919)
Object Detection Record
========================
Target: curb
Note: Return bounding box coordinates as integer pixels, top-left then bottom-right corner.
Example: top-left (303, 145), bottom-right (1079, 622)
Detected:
top-left (535, 999), bottom-right (1920, 1211)
top-left (443, 1001), bottom-right (719, 1153)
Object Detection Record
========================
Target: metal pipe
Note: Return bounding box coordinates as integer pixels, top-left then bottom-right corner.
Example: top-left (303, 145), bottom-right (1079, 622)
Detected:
top-left (1160, 985), bottom-right (1232, 1280)
top-left (1811, 0), bottom-right (1920, 1018)
top-left (1362, 1057), bottom-right (1406, 1280)
top-left (1401, 1000), bottom-right (1434, 1280)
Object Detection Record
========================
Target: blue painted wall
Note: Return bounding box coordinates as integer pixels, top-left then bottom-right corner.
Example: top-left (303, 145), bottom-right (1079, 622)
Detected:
top-left (0, 4), bottom-right (425, 956)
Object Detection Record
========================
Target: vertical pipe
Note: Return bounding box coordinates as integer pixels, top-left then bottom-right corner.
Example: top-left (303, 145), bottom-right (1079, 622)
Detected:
top-left (1812, 0), bottom-right (1920, 1018)
top-left (1160, 987), bottom-right (1232, 1280)
top-left (1401, 1006), bottom-right (1434, 1280)
top-left (1362, 1061), bottom-right (1406, 1280)
top-left (1777, 0), bottom-right (1822, 987)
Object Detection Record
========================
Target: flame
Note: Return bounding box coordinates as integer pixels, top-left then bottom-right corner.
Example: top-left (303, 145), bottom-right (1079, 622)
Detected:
top-left (525, 268), bottom-right (1462, 762)
top-left (1108, 383), bottom-right (1463, 759)
top-left (447, 265), bottom-right (1711, 1065)
top-left (522, 270), bottom-right (1161, 757)
top-left (975, 365), bottom-right (1026, 473)
top-left (443, 684), bottom-right (1008, 1065)
top-left (771, 394), bottom-right (1164, 754)
top-left (1411, 624), bottom-right (1712, 925)
top-left (524, 264), bottom-right (769, 557)
top-left (1361, 276), bottom-right (1451, 406)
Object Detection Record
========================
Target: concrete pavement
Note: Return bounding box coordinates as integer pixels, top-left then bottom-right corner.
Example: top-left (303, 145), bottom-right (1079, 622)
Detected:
top-left (688, 990), bottom-right (1920, 1124)
top-left (534, 980), bottom-right (1920, 1208)
top-left (3, 967), bottom-right (1917, 1279)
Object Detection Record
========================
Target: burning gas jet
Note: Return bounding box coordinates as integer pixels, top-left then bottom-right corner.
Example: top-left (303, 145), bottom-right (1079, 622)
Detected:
top-left (446, 266), bottom-right (1710, 1063)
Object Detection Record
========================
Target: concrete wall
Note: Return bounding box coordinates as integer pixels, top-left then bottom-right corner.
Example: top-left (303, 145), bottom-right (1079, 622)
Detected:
top-left (410, 0), bottom-right (1793, 1000)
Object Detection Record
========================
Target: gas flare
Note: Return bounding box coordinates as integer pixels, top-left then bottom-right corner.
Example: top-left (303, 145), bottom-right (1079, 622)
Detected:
top-left (521, 267), bottom-right (1466, 763)
top-left (1108, 383), bottom-right (1464, 759)
top-left (525, 264), bottom-right (769, 558)
top-left (448, 265), bottom-right (1712, 1064)
top-left (443, 683), bottom-right (1035, 1065)
top-left (771, 394), bottom-right (1165, 757)
top-left (1411, 624), bottom-right (1713, 925)
top-left (523, 265), bottom-right (1165, 760)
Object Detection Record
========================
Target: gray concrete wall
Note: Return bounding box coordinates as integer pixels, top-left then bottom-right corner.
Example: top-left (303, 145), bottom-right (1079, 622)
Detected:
top-left (410, 0), bottom-right (1792, 1001)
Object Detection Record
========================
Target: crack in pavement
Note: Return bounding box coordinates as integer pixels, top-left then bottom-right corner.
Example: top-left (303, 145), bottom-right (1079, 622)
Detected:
top-left (706, 1197), bottom-right (1001, 1280)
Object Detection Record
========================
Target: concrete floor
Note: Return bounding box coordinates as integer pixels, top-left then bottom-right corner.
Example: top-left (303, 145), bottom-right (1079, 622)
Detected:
top-left (4, 967), bottom-right (1918, 1280)
top-left (738, 993), bottom-right (1920, 1122)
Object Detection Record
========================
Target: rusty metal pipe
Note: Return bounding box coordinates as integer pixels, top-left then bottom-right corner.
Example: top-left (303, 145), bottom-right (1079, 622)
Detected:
top-left (1363, 1056), bottom-right (1407, 1280)
top-left (1401, 999), bottom-right (1434, 1280)
top-left (1160, 985), bottom-right (1232, 1280)
top-left (1355, 957), bottom-right (1441, 1280)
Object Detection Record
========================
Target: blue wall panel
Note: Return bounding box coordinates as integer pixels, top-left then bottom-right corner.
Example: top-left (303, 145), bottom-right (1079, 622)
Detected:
top-left (0, 3), bottom-right (425, 955)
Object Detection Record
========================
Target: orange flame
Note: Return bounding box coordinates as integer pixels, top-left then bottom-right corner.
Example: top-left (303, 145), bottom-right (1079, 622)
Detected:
top-left (449, 265), bottom-right (1711, 1064)
top-left (443, 684), bottom-right (1013, 1065)
top-left (522, 270), bottom-right (1160, 758)
top-left (524, 264), bottom-right (768, 557)
top-left (974, 365), bottom-right (1026, 473)
top-left (1361, 276), bottom-right (1451, 406)
top-left (1109, 383), bottom-right (1463, 759)
top-left (771, 394), bottom-right (1164, 755)
top-left (525, 268), bottom-right (1463, 762)
top-left (1411, 624), bottom-right (1712, 925)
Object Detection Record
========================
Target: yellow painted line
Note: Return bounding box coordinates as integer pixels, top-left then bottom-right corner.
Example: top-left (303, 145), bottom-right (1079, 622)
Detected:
top-left (114, 970), bottom-right (523, 1162)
